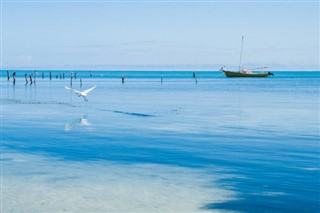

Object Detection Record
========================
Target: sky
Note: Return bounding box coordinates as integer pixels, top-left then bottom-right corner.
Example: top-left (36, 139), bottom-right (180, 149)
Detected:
top-left (1, 0), bottom-right (319, 71)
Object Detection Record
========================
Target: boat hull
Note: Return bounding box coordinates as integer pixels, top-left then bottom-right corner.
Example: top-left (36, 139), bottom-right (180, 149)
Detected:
top-left (223, 71), bottom-right (269, 77)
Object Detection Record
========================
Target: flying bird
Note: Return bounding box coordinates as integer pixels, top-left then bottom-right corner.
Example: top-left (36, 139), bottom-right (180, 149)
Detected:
top-left (65, 86), bottom-right (97, 102)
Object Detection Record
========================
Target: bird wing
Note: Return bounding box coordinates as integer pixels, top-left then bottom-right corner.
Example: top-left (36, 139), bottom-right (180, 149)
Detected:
top-left (65, 86), bottom-right (80, 93)
top-left (82, 86), bottom-right (97, 95)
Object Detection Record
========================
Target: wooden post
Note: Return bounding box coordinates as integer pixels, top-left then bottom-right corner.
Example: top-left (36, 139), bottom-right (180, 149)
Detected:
top-left (122, 74), bottom-right (125, 84)
top-left (30, 74), bottom-right (33, 85)
top-left (13, 71), bottom-right (16, 85)
top-left (34, 70), bottom-right (36, 84)
top-left (70, 73), bottom-right (73, 86)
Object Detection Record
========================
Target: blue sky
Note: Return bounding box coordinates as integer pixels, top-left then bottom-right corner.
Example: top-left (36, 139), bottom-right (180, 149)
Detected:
top-left (1, 1), bottom-right (319, 71)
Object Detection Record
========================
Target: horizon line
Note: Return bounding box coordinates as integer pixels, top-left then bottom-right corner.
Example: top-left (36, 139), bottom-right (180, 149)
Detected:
top-left (1, 69), bottom-right (319, 72)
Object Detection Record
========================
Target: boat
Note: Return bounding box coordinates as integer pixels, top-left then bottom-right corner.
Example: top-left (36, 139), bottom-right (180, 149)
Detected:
top-left (221, 36), bottom-right (273, 77)
top-left (221, 67), bottom-right (273, 77)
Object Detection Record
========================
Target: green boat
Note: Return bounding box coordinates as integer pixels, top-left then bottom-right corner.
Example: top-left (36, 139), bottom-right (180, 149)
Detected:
top-left (220, 67), bottom-right (273, 77)
top-left (221, 36), bottom-right (273, 77)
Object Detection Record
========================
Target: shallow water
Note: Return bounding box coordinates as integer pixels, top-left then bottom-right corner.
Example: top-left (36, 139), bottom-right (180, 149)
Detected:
top-left (1, 71), bottom-right (320, 212)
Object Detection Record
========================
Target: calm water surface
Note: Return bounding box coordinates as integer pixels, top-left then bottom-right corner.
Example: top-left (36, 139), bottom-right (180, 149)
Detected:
top-left (1, 71), bottom-right (319, 212)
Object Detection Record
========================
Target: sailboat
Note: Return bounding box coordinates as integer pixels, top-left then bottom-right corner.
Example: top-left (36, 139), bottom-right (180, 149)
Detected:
top-left (221, 36), bottom-right (273, 77)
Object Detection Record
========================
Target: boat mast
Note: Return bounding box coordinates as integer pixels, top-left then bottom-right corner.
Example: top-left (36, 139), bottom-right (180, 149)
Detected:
top-left (238, 36), bottom-right (244, 72)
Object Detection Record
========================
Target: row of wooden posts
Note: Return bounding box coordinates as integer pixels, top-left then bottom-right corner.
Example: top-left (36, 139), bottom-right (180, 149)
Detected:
top-left (6, 70), bottom-right (198, 86)
top-left (7, 70), bottom-right (87, 87)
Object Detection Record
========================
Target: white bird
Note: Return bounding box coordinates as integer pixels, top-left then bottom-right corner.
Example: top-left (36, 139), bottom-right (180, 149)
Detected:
top-left (65, 86), bottom-right (97, 102)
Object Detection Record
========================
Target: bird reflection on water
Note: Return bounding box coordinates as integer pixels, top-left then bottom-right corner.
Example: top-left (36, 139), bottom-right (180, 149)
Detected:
top-left (64, 115), bottom-right (90, 131)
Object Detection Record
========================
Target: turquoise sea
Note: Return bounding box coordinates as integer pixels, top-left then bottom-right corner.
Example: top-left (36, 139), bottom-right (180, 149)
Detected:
top-left (1, 70), bottom-right (319, 212)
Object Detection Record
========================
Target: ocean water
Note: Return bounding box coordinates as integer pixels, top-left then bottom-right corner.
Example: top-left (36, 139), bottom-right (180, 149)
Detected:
top-left (1, 70), bottom-right (319, 212)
